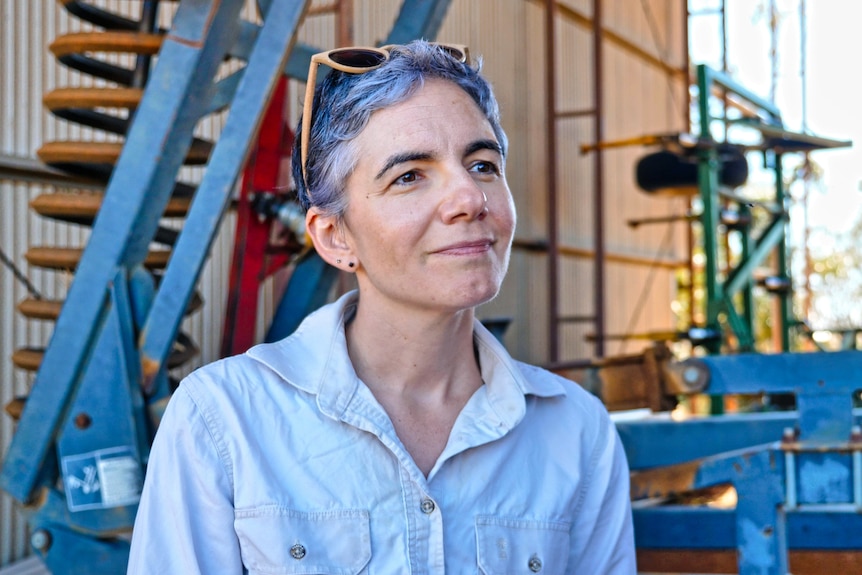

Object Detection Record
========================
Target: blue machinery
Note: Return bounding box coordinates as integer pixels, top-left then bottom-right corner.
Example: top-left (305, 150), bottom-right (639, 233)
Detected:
top-left (617, 64), bottom-right (861, 572)
top-left (619, 352), bottom-right (862, 573)
top-left (1, 2), bottom-right (861, 574)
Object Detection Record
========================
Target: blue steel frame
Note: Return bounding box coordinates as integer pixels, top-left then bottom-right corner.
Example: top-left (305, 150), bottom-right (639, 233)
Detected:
top-left (617, 351), bottom-right (862, 574)
top-left (0, 0), bottom-right (453, 573)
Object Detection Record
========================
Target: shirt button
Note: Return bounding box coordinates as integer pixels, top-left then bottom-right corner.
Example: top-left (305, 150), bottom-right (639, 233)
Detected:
top-left (290, 543), bottom-right (306, 560)
top-left (420, 497), bottom-right (436, 514)
top-left (528, 554), bottom-right (542, 572)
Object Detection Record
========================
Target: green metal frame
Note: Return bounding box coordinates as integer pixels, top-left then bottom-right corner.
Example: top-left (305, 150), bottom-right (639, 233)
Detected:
top-left (696, 64), bottom-right (793, 353)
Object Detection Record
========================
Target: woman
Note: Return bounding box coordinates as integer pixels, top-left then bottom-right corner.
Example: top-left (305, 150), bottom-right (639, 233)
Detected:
top-left (128, 40), bottom-right (635, 574)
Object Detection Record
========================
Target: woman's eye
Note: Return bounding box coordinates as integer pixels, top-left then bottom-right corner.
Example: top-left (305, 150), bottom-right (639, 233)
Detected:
top-left (394, 170), bottom-right (419, 185)
top-left (471, 160), bottom-right (500, 175)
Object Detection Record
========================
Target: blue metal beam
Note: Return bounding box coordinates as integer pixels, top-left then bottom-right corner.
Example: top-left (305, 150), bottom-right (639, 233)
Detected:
top-left (635, 506), bottom-right (862, 550)
top-left (686, 351), bottom-right (862, 396)
top-left (265, 251), bottom-right (338, 343)
top-left (618, 411), bottom-right (798, 470)
top-left (619, 409), bottom-right (862, 470)
top-left (139, 0), bottom-right (309, 386)
top-left (385, 0), bottom-right (453, 44)
top-left (733, 449), bottom-right (788, 574)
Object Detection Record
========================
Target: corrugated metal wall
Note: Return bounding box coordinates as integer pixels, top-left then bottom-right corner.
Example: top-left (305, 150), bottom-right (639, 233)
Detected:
top-left (591, 0), bottom-right (690, 360)
top-left (2, 2), bottom-right (70, 563)
top-left (438, 0), bottom-right (691, 363)
top-left (0, 0), bottom-right (688, 566)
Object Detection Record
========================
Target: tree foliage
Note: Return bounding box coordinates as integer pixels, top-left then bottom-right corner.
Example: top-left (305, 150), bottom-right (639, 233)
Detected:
top-left (808, 216), bottom-right (862, 330)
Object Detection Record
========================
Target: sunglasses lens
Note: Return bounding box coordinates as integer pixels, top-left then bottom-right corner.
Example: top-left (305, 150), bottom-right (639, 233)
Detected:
top-left (440, 46), bottom-right (466, 62)
top-left (329, 48), bottom-right (387, 68)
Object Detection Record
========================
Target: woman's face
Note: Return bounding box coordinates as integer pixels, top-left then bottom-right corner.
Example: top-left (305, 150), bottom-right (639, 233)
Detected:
top-left (340, 78), bottom-right (516, 315)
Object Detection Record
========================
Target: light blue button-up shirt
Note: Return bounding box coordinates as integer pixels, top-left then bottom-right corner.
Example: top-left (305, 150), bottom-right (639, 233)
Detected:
top-left (128, 292), bottom-right (635, 574)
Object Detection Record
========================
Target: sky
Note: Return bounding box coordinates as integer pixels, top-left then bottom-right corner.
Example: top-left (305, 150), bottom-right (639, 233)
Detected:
top-left (689, 0), bottom-right (862, 234)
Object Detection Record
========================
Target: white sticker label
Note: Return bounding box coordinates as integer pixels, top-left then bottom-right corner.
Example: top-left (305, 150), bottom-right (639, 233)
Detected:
top-left (62, 446), bottom-right (143, 512)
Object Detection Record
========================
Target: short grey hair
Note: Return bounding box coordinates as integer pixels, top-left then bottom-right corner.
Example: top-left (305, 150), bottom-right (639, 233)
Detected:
top-left (292, 40), bottom-right (508, 216)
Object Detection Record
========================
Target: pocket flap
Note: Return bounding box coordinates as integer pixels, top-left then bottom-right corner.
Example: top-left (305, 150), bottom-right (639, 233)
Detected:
top-left (235, 507), bottom-right (371, 574)
top-left (476, 516), bottom-right (571, 575)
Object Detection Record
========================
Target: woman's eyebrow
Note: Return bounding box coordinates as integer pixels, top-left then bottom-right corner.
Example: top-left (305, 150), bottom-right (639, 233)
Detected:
top-left (373, 139), bottom-right (502, 181)
top-left (375, 151), bottom-right (434, 181)
top-left (465, 139), bottom-right (502, 157)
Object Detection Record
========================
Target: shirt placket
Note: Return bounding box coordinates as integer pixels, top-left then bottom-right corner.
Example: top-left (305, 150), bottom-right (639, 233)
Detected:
top-left (400, 466), bottom-right (445, 575)
top-left (339, 384), bottom-right (450, 575)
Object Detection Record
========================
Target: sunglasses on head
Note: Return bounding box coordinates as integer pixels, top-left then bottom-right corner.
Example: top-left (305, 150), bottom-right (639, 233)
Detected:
top-left (300, 43), bottom-right (470, 188)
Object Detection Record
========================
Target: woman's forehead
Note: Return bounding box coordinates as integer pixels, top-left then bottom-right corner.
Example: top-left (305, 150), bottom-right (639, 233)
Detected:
top-left (355, 80), bottom-right (496, 159)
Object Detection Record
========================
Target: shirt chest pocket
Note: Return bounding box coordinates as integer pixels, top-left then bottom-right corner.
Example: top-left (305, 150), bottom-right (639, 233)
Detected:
top-left (234, 507), bottom-right (371, 575)
top-left (476, 516), bottom-right (571, 575)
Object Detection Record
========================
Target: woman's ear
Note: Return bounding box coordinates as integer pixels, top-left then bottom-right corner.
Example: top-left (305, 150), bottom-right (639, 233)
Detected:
top-left (306, 208), bottom-right (355, 270)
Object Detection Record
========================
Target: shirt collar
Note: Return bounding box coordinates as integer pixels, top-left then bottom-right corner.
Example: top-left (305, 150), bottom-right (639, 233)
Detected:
top-left (247, 291), bottom-right (567, 421)
top-left (247, 291), bottom-right (358, 417)
top-left (472, 316), bottom-right (567, 423)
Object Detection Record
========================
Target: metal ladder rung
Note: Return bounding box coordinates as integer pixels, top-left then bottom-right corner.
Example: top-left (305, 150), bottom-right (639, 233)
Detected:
top-left (25, 246), bottom-right (171, 270)
top-left (30, 192), bottom-right (191, 219)
top-left (44, 87), bottom-right (143, 110)
top-left (17, 291), bottom-right (202, 321)
top-left (37, 139), bottom-right (212, 166)
top-left (49, 31), bottom-right (164, 58)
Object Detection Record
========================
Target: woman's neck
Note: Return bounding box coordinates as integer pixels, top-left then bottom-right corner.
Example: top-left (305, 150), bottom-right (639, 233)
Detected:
top-left (344, 294), bottom-right (485, 476)
top-left (345, 295), bottom-right (482, 401)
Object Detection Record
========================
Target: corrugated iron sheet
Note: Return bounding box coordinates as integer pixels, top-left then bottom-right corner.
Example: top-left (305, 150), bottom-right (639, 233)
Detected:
top-left (0, 556), bottom-right (49, 575)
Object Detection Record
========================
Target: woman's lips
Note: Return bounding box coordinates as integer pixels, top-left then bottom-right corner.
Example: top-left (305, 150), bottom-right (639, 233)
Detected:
top-left (432, 239), bottom-right (494, 255)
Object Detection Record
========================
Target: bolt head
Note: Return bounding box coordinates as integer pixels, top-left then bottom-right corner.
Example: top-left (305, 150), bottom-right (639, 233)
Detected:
top-left (683, 367), bottom-right (700, 384)
top-left (30, 529), bottom-right (51, 552)
top-left (74, 412), bottom-right (92, 429)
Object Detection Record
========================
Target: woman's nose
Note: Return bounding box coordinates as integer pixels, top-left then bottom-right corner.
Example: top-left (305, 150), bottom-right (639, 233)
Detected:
top-left (441, 171), bottom-right (488, 222)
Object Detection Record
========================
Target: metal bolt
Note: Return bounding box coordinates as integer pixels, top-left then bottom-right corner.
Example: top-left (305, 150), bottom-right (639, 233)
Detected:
top-left (74, 413), bottom-right (92, 430)
top-left (683, 366), bottom-right (700, 385)
top-left (31, 529), bottom-right (51, 553)
top-left (782, 427), bottom-right (796, 443)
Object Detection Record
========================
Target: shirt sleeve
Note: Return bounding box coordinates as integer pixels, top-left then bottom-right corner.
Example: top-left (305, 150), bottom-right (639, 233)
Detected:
top-left (127, 378), bottom-right (243, 575)
top-left (570, 406), bottom-right (637, 574)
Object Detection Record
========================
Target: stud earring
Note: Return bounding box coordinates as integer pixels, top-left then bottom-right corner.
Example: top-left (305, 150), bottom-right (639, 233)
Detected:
top-left (336, 259), bottom-right (342, 264)
top-left (348, 262), bottom-right (355, 268)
